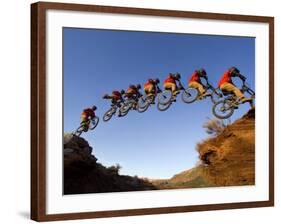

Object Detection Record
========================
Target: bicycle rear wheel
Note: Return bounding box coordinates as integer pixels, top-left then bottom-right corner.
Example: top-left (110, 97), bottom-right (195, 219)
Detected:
top-left (103, 108), bottom-right (115, 122)
top-left (137, 95), bottom-right (152, 113)
top-left (138, 95), bottom-right (149, 108)
top-left (157, 101), bottom-right (172, 111)
top-left (74, 125), bottom-right (84, 137)
top-left (212, 100), bottom-right (234, 119)
top-left (181, 88), bottom-right (198, 104)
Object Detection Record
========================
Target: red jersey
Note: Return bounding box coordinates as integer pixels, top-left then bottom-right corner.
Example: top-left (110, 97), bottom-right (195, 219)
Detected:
top-left (82, 108), bottom-right (95, 118)
top-left (189, 71), bottom-right (202, 84)
top-left (164, 76), bottom-right (176, 84)
top-left (112, 91), bottom-right (122, 99)
top-left (218, 70), bottom-right (233, 87)
top-left (127, 87), bottom-right (138, 94)
top-left (144, 80), bottom-right (154, 88)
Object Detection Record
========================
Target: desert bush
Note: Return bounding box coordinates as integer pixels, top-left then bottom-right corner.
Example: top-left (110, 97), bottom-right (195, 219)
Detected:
top-left (203, 118), bottom-right (226, 136)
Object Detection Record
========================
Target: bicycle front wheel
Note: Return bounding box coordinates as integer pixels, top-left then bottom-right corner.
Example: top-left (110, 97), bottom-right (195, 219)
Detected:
top-left (212, 100), bottom-right (234, 119)
top-left (103, 108), bottom-right (115, 122)
top-left (89, 117), bottom-right (99, 130)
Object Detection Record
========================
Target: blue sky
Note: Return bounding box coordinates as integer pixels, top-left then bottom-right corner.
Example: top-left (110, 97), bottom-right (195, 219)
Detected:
top-left (63, 28), bottom-right (255, 179)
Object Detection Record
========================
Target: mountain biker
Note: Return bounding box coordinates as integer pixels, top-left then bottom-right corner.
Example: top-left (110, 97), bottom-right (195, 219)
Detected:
top-left (218, 67), bottom-right (252, 104)
top-left (188, 68), bottom-right (211, 98)
top-left (80, 106), bottom-right (97, 131)
top-left (143, 78), bottom-right (160, 104)
top-left (124, 84), bottom-right (142, 109)
top-left (144, 78), bottom-right (159, 96)
top-left (103, 90), bottom-right (125, 116)
top-left (163, 73), bottom-right (181, 98)
top-left (125, 84), bottom-right (142, 98)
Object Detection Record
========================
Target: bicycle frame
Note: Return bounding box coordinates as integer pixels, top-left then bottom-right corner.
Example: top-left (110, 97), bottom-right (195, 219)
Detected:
top-left (242, 84), bottom-right (255, 96)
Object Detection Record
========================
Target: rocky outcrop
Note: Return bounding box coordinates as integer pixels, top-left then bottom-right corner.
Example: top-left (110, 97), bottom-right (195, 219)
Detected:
top-left (63, 134), bottom-right (156, 194)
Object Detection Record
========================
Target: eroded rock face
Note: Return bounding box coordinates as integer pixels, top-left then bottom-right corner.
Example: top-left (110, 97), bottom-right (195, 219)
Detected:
top-left (196, 109), bottom-right (255, 186)
top-left (64, 134), bottom-right (97, 168)
top-left (63, 133), bottom-right (156, 195)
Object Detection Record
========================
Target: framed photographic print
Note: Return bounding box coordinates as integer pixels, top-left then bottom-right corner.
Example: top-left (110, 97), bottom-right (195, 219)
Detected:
top-left (31, 1), bottom-right (274, 221)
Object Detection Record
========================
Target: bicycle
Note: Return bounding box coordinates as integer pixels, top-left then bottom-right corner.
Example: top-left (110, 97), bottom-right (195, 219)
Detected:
top-left (119, 85), bottom-right (142, 116)
top-left (103, 99), bottom-right (128, 122)
top-left (212, 81), bottom-right (255, 119)
top-left (157, 73), bottom-right (188, 111)
top-left (137, 83), bottom-right (162, 113)
top-left (103, 92), bottom-right (127, 122)
top-left (73, 117), bottom-right (99, 137)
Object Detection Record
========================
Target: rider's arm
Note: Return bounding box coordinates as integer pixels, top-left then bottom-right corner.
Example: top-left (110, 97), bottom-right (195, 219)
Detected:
top-left (103, 94), bottom-right (111, 99)
top-left (237, 73), bottom-right (246, 82)
top-left (202, 76), bottom-right (209, 86)
top-left (231, 70), bottom-right (246, 81)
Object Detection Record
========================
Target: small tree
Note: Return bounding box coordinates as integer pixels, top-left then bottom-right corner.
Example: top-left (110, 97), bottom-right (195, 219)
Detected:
top-left (108, 163), bottom-right (122, 175)
top-left (203, 118), bottom-right (226, 136)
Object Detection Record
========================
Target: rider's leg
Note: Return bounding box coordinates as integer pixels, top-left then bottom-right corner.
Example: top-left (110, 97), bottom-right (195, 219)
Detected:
top-left (189, 81), bottom-right (208, 98)
top-left (220, 82), bottom-right (251, 103)
top-left (164, 82), bottom-right (177, 102)
top-left (232, 86), bottom-right (252, 103)
top-left (80, 119), bottom-right (89, 132)
top-left (132, 95), bottom-right (139, 109)
top-left (145, 85), bottom-right (154, 97)
top-left (145, 85), bottom-right (156, 103)
top-left (80, 114), bottom-right (88, 129)
top-left (220, 83), bottom-right (240, 108)
top-left (170, 83), bottom-right (177, 96)
top-left (117, 103), bottom-right (122, 116)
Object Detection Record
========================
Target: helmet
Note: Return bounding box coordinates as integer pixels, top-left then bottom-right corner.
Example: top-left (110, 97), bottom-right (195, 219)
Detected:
top-left (137, 84), bottom-right (141, 89)
top-left (198, 68), bottom-right (207, 76)
top-left (175, 73), bottom-right (181, 79)
top-left (229, 66), bottom-right (240, 74)
top-left (92, 106), bottom-right (97, 111)
top-left (155, 78), bottom-right (160, 84)
top-left (120, 89), bottom-right (125, 95)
